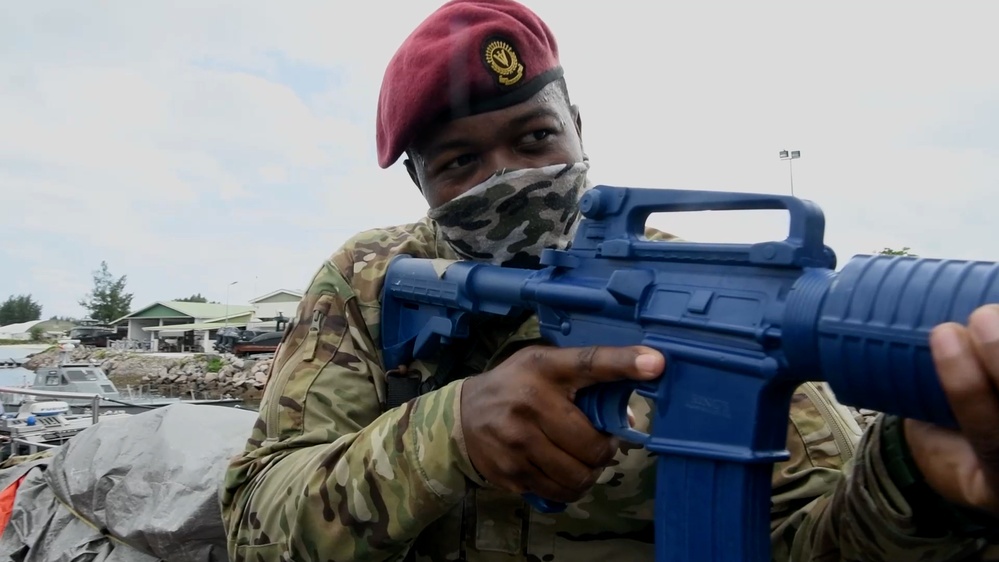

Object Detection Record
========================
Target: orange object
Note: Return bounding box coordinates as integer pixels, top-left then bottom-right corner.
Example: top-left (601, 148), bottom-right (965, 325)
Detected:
top-left (0, 474), bottom-right (27, 533)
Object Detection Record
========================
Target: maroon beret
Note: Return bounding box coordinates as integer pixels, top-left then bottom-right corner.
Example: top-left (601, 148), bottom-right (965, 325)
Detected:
top-left (376, 0), bottom-right (563, 168)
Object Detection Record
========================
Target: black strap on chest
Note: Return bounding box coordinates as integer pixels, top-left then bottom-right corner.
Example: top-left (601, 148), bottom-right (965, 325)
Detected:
top-left (384, 339), bottom-right (478, 411)
top-left (384, 372), bottom-right (421, 410)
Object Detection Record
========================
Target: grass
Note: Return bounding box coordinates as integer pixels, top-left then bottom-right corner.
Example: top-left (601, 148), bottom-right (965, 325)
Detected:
top-left (205, 356), bottom-right (225, 373)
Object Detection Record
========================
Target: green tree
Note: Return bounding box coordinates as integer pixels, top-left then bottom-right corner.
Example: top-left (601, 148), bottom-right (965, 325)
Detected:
top-left (0, 294), bottom-right (42, 325)
top-left (78, 261), bottom-right (134, 323)
top-left (176, 293), bottom-right (217, 303)
top-left (48, 315), bottom-right (78, 322)
top-left (876, 246), bottom-right (916, 256)
top-left (28, 325), bottom-right (45, 342)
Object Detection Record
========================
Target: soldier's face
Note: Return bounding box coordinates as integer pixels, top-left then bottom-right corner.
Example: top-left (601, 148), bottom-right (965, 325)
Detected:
top-left (405, 82), bottom-right (585, 209)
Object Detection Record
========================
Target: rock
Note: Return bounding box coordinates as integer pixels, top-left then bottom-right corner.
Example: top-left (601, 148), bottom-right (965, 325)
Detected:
top-left (21, 347), bottom-right (276, 403)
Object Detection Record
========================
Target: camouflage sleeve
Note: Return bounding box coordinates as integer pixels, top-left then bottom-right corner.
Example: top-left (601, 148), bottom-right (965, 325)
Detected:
top-left (220, 258), bottom-right (486, 561)
top-left (770, 386), bottom-right (991, 561)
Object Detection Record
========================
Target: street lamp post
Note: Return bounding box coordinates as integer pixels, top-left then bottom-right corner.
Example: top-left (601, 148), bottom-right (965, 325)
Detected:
top-left (778, 150), bottom-right (801, 196)
top-left (225, 281), bottom-right (238, 328)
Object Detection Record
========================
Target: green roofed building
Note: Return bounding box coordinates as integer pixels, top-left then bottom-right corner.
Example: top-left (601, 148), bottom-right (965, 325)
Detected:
top-left (113, 301), bottom-right (256, 352)
top-left (112, 289), bottom-right (303, 352)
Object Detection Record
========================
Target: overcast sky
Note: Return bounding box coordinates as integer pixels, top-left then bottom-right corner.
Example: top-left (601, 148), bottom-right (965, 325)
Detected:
top-left (1, 1), bottom-right (997, 319)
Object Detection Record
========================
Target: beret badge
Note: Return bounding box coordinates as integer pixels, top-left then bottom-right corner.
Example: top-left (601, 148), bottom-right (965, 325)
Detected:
top-left (482, 37), bottom-right (524, 87)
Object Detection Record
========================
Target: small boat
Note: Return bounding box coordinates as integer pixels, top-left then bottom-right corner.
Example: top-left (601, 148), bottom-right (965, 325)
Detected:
top-left (0, 341), bottom-right (242, 415)
top-left (0, 398), bottom-right (131, 462)
top-left (0, 358), bottom-right (26, 369)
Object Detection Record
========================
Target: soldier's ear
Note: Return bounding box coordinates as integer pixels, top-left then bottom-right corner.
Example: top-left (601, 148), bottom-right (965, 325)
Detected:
top-left (403, 157), bottom-right (424, 195)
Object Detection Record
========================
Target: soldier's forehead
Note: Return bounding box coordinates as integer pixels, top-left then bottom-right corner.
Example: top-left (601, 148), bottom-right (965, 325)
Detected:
top-left (413, 86), bottom-right (568, 157)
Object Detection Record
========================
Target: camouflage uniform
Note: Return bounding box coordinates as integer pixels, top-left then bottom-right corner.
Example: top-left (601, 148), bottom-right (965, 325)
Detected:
top-left (219, 195), bottom-right (997, 561)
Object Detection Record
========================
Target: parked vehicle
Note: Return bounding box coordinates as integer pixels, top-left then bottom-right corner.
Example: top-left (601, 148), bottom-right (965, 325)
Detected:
top-left (67, 325), bottom-right (126, 348)
top-left (229, 331), bottom-right (282, 358)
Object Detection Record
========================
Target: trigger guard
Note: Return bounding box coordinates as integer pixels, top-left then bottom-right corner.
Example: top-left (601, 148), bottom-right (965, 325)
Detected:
top-left (575, 382), bottom-right (651, 446)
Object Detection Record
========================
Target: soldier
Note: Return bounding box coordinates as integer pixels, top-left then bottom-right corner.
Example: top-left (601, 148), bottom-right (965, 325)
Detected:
top-left (221, 1), bottom-right (999, 560)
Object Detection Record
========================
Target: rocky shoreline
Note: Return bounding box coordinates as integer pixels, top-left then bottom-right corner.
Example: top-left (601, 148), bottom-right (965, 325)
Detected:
top-left (22, 346), bottom-right (272, 403)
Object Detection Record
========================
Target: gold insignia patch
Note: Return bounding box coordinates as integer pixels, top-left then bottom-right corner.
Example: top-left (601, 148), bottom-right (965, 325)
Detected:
top-left (483, 39), bottom-right (524, 86)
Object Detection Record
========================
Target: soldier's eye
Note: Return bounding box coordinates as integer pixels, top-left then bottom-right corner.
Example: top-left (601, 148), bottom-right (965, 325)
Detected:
top-left (444, 153), bottom-right (476, 170)
top-left (520, 129), bottom-right (555, 145)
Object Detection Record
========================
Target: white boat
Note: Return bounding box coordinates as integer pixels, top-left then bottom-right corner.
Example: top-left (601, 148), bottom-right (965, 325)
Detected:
top-left (0, 393), bottom-right (131, 462)
top-left (0, 341), bottom-right (242, 415)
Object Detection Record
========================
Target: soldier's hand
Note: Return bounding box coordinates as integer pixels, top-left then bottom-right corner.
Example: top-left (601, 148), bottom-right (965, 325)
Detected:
top-left (460, 345), bottom-right (663, 503)
top-left (906, 304), bottom-right (999, 515)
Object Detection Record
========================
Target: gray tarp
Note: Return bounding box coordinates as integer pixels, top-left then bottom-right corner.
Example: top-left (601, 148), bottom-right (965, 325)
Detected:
top-left (0, 403), bottom-right (257, 561)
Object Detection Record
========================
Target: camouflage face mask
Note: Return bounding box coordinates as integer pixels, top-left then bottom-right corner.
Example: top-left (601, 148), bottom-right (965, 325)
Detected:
top-left (428, 162), bottom-right (592, 268)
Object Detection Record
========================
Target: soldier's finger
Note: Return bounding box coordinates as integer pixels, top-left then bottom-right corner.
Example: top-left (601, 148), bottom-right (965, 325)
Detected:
top-left (527, 438), bottom-right (603, 496)
top-left (969, 305), bottom-right (999, 394)
top-left (967, 306), bottom-right (999, 480)
top-left (521, 345), bottom-right (663, 389)
top-left (503, 459), bottom-right (586, 504)
top-left (930, 322), bottom-right (999, 485)
top-left (538, 404), bottom-right (619, 468)
top-left (907, 417), bottom-right (999, 513)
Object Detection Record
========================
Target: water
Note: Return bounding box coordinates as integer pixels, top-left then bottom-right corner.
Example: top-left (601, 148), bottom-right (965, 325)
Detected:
top-left (0, 344), bottom-right (50, 362)
top-left (0, 344), bottom-right (49, 387)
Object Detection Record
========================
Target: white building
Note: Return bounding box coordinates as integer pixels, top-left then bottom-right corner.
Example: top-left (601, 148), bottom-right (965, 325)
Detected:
top-left (113, 301), bottom-right (255, 352)
top-left (0, 320), bottom-right (44, 341)
top-left (240, 289), bottom-right (303, 330)
top-left (192, 289), bottom-right (303, 332)
top-left (112, 290), bottom-right (303, 352)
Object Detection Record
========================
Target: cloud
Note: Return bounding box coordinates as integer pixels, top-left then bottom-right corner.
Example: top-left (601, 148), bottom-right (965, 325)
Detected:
top-left (1, 0), bottom-right (997, 319)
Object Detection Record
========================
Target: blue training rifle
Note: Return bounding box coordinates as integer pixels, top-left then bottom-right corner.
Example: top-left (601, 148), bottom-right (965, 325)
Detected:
top-left (379, 185), bottom-right (999, 562)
